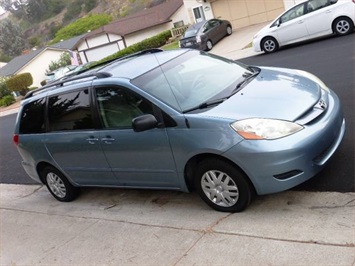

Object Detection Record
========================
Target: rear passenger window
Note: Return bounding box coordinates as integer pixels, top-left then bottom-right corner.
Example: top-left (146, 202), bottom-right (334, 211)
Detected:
top-left (48, 89), bottom-right (94, 131)
top-left (20, 98), bottom-right (46, 134)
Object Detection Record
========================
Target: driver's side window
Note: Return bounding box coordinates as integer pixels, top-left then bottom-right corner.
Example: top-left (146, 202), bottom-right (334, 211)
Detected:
top-left (95, 86), bottom-right (154, 129)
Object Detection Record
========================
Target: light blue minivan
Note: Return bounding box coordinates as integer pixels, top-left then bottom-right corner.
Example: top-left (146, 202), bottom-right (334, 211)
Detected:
top-left (14, 49), bottom-right (345, 212)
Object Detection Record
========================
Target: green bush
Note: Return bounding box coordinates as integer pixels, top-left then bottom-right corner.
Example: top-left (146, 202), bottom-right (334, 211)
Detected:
top-left (6, 73), bottom-right (33, 96)
top-left (0, 95), bottom-right (15, 107)
top-left (97, 30), bottom-right (172, 64)
top-left (0, 78), bottom-right (11, 98)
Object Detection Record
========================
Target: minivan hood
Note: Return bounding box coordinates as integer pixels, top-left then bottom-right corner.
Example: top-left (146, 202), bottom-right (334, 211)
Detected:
top-left (205, 67), bottom-right (323, 122)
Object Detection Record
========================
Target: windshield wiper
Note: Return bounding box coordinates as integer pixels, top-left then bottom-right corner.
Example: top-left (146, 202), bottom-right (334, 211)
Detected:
top-left (183, 97), bottom-right (228, 113)
top-left (231, 67), bottom-right (261, 96)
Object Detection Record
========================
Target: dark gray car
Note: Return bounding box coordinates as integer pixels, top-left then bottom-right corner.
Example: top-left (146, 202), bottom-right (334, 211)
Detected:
top-left (179, 19), bottom-right (232, 51)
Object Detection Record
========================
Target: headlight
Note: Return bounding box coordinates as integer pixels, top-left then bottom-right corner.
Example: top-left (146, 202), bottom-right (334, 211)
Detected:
top-left (231, 119), bottom-right (304, 140)
top-left (196, 36), bottom-right (201, 43)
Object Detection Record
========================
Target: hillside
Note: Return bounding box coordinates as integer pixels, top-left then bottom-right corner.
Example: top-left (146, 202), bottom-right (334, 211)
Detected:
top-left (0, 0), bottom-right (164, 59)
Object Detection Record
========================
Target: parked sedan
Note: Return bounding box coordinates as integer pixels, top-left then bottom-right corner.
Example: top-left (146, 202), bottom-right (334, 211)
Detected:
top-left (179, 19), bottom-right (232, 51)
top-left (253, 0), bottom-right (355, 53)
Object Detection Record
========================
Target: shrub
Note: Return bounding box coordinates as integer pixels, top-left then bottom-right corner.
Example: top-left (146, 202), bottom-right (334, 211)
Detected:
top-left (0, 95), bottom-right (15, 107)
top-left (6, 73), bottom-right (33, 96)
top-left (0, 78), bottom-right (11, 98)
top-left (97, 30), bottom-right (172, 64)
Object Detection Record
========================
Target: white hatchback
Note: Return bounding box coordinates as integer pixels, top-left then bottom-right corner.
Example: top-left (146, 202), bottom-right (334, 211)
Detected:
top-left (253, 0), bottom-right (355, 53)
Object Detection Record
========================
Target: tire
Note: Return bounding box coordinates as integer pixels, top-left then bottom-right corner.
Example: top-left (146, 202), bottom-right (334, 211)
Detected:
top-left (333, 17), bottom-right (354, 36)
top-left (226, 25), bottom-right (232, 36)
top-left (261, 37), bottom-right (279, 53)
top-left (42, 166), bottom-right (80, 202)
top-left (205, 40), bottom-right (213, 51)
top-left (195, 159), bottom-right (252, 212)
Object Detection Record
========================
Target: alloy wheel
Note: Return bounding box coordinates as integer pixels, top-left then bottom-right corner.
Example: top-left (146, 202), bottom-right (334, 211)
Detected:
top-left (336, 20), bottom-right (350, 34)
top-left (201, 170), bottom-right (239, 207)
top-left (46, 172), bottom-right (67, 198)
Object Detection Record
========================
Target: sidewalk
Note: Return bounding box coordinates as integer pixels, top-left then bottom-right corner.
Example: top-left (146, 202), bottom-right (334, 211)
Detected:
top-left (1, 185), bottom-right (354, 265)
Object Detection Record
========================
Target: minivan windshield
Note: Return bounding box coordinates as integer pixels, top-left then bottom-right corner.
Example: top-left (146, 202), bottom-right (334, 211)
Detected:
top-left (132, 50), bottom-right (251, 112)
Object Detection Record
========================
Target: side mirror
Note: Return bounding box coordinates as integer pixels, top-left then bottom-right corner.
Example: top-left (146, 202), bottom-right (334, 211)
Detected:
top-left (132, 114), bottom-right (158, 132)
top-left (277, 19), bottom-right (282, 27)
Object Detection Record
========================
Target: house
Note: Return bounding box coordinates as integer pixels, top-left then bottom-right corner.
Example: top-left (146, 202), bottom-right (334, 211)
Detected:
top-left (0, 35), bottom-right (84, 88)
top-left (183, 0), bottom-right (289, 29)
top-left (74, 0), bottom-right (189, 63)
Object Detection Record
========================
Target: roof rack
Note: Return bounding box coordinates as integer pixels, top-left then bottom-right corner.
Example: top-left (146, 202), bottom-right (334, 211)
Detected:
top-left (24, 72), bottom-right (111, 99)
top-left (89, 48), bottom-right (164, 70)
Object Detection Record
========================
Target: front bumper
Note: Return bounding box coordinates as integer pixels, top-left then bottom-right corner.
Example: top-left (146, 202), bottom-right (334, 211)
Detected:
top-left (223, 90), bottom-right (345, 195)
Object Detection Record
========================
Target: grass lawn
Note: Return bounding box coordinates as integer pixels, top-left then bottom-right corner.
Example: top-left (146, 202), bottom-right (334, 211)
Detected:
top-left (161, 40), bottom-right (179, 50)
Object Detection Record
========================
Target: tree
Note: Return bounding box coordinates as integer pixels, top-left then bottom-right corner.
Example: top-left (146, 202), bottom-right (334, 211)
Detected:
top-left (46, 52), bottom-right (71, 73)
top-left (0, 19), bottom-right (26, 57)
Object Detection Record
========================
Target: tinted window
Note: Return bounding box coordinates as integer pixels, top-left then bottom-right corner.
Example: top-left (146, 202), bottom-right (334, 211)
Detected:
top-left (95, 87), bottom-right (154, 129)
top-left (48, 89), bottom-right (94, 131)
top-left (307, 0), bottom-right (329, 12)
top-left (20, 98), bottom-right (46, 134)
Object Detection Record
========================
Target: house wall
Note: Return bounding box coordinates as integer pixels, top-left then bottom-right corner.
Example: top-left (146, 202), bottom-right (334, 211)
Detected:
top-left (183, 1), bottom-right (215, 24)
top-left (18, 49), bottom-right (64, 88)
top-left (209, 0), bottom-right (285, 29)
top-left (77, 34), bottom-right (125, 63)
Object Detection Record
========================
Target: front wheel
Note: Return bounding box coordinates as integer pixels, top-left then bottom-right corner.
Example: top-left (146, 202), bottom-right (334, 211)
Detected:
top-left (195, 159), bottom-right (253, 212)
top-left (261, 37), bottom-right (279, 53)
top-left (42, 166), bottom-right (80, 202)
top-left (205, 40), bottom-right (213, 51)
top-left (333, 17), bottom-right (354, 35)
top-left (226, 25), bottom-right (232, 36)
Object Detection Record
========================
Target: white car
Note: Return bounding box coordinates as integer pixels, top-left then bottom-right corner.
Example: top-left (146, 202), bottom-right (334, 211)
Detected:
top-left (253, 0), bottom-right (355, 53)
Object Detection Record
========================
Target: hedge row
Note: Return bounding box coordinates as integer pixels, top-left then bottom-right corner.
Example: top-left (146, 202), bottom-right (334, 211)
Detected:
top-left (97, 30), bottom-right (172, 64)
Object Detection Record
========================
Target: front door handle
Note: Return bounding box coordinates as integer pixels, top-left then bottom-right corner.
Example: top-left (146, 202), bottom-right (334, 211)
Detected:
top-left (101, 137), bottom-right (115, 144)
top-left (298, 20), bottom-right (304, 24)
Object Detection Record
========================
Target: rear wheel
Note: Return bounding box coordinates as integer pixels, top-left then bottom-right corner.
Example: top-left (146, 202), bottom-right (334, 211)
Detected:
top-left (42, 166), bottom-right (79, 202)
top-left (333, 17), bottom-right (354, 35)
top-left (206, 40), bottom-right (213, 51)
top-left (195, 159), bottom-right (252, 212)
top-left (261, 37), bottom-right (279, 53)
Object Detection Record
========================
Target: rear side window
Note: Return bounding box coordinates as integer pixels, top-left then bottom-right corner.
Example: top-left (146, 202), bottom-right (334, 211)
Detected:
top-left (48, 89), bottom-right (94, 131)
top-left (19, 98), bottom-right (46, 134)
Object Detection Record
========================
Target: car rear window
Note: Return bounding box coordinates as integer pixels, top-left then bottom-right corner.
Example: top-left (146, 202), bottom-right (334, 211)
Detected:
top-left (19, 98), bottom-right (46, 134)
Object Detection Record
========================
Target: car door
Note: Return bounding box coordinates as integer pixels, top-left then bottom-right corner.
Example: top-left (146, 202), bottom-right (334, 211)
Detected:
top-left (275, 3), bottom-right (310, 45)
top-left (208, 19), bottom-right (224, 41)
top-left (94, 85), bottom-right (180, 188)
top-left (304, 0), bottom-right (334, 37)
top-left (44, 87), bottom-right (116, 186)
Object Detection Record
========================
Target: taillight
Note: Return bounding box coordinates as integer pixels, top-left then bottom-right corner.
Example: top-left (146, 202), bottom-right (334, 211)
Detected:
top-left (13, 134), bottom-right (19, 146)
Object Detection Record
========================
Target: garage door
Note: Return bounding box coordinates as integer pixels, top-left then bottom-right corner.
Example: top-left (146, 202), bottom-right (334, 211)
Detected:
top-left (211, 0), bottom-right (285, 29)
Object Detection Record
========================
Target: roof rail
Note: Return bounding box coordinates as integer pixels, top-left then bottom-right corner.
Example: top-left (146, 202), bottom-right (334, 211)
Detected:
top-left (24, 72), bottom-right (111, 99)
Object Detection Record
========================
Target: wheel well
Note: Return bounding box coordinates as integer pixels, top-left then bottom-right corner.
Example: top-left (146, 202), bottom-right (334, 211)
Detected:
top-left (36, 162), bottom-right (55, 184)
top-left (332, 16), bottom-right (354, 33)
top-left (184, 153), bottom-right (256, 195)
